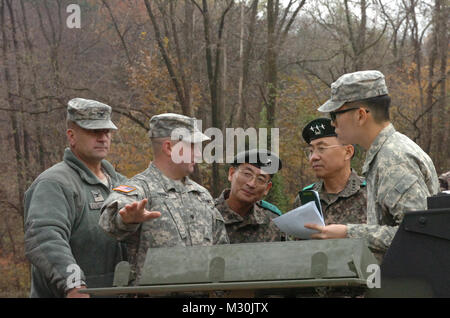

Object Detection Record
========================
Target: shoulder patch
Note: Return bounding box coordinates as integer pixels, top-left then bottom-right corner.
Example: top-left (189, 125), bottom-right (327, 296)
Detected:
top-left (112, 185), bottom-right (136, 193)
top-left (302, 183), bottom-right (315, 191)
top-left (258, 200), bottom-right (282, 216)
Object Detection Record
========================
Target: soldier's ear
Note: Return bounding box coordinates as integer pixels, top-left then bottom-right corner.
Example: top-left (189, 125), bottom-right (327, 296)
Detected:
top-left (344, 145), bottom-right (354, 161)
top-left (356, 106), bottom-right (370, 126)
top-left (66, 129), bottom-right (76, 147)
top-left (263, 181), bottom-right (273, 196)
top-left (161, 139), bottom-right (173, 157)
top-left (228, 166), bottom-right (236, 182)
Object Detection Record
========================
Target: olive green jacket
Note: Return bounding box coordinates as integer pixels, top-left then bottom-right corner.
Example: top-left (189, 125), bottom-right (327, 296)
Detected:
top-left (24, 148), bottom-right (127, 297)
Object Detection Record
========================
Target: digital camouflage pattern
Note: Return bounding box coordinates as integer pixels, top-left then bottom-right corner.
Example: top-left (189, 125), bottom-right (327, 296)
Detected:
top-left (439, 171), bottom-right (450, 191)
top-left (346, 124), bottom-right (439, 259)
top-left (293, 170), bottom-right (367, 225)
top-left (318, 70), bottom-right (389, 112)
top-left (215, 189), bottom-right (286, 243)
top-left (148, 113), bottom-right (209, 143)
top-left (67, 98), bottom-right (117, 130)
top-left (99, 163), bottom-right (229, 282)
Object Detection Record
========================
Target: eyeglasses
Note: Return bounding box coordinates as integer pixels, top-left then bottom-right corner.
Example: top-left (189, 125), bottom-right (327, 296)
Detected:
top-left (237, 168), bottom-right (271, 186)
top-left (303, 145), bottom-right (344, 158)
top-left (329, 107), bottom-right (369, 122)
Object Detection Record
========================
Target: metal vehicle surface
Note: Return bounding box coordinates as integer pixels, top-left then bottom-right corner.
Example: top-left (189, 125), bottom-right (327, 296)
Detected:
top-left (82, 194), bottom-right (450, 298)
top-left (82, 238), bottom-right (378, 297)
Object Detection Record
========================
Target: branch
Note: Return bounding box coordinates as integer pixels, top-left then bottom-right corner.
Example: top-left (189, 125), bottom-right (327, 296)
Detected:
top-left (279, 0), bottom-right (306, 47)
top-left (101, 0), bottom-right (132, 65)
top-left (143, 0), bottom-right (186, 108)
top-left (344, 0), bottom-right (357, 55)
top-left (190, 0), bottom-right (203, 14)
top-left (0, 200), bottom-right (20, 213)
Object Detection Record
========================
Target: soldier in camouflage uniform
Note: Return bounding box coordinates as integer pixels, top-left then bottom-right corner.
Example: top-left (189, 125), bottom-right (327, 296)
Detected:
top-left (99, 113), bottom-right (229, 284)
top-left (293, 118), bottom-right (367, 225)
top-left (215, 149), bottom-right (287, 243)
top-left (305, 70), bottom-right (439, 261)
top-left (24, 98), bottom-right (127, 298)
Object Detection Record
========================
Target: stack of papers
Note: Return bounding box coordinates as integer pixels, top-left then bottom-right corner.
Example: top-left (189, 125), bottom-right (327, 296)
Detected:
top-left (273, 201), bottom-right (325, 239)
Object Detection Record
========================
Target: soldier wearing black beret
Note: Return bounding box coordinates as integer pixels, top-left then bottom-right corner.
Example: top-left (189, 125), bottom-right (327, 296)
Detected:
top-left (294, 118), bottom-right (367, 225)
top-left (214, 149), bottom-right (287, 243)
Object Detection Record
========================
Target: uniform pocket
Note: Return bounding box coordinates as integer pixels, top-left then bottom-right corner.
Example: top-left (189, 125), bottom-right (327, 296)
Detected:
top-left (384, 174), bottom-right (418, 210)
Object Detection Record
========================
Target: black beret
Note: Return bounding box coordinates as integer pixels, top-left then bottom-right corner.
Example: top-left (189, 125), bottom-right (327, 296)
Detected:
top-left (232, 149), bottom-right (282, 174)
top-left (302, 118), bottom-right (337, 144)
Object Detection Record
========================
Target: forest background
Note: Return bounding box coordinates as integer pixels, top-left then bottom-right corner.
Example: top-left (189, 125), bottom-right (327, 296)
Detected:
top-left (0, 0), bottom-right (448, 297)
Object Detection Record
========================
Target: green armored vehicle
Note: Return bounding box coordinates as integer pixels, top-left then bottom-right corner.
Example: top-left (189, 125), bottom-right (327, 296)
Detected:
top-left (81, 238), bottom-right (379, 297)
top-left (81, 194), bottom-right (450, 298)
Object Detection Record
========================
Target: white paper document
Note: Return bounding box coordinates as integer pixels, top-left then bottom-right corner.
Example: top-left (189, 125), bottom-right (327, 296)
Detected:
top-left (272, 201), bottom-right (325, 239)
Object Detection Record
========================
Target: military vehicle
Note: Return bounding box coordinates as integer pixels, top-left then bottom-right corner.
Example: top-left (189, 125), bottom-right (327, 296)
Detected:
top-left (81, 194), bottom-right (450, 298)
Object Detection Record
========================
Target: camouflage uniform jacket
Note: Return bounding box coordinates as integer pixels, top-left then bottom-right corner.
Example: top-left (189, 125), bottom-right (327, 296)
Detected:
top-left (24, 148), bottom-right (128, 297)
top-left (214, 189), bottom-right (286, 243)
top-left (99, 163), bottom-right (229, 281)
top-left (346, 124), bottom-right (439, 257)
top-left (293, 170), bottom-right (367, 224)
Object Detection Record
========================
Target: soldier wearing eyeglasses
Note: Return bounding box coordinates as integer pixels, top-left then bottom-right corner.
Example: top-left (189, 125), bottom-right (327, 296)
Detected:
top-left (214, 149), bottom-right (287, 243)
top-left (293, 118), bottom-right (367, 225)
top-left (304, 70), bottom-right (439, 262)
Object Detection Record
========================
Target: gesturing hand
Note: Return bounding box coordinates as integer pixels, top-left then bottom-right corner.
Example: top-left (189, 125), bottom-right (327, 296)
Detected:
top-left (119, 198), bottom-right (161, 224)
top-left (66, 286), bottom-right (89, 298)
top-left (304, 223), bottom-right (348, 239)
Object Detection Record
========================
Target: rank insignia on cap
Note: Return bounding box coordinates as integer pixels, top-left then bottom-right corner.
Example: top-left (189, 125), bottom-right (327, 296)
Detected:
top-left (113, 185), bottom-right (136, 193)
top-left (302, 118), bottom-right (337, 144)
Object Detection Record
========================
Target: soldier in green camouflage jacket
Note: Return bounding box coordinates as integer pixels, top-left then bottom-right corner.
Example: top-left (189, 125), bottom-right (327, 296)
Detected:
top-left (99, 113), bottom-right (229, 283)
top-left (294, 118), bottom-right (367, 225)
top-left (215, 149), bottom-right (287, 243)
top-left (305, 70), bottom-right (439, 261)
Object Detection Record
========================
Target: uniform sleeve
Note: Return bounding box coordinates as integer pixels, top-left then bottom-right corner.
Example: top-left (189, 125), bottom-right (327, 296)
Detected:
top-left (346, 223), bottom-right (398, 254)
top-left (347, 164), bottom-right (431, 254)
top-left (99, 186), bottom-right (143, 241)
top-left (212, 207), bottom-right (230, 244)
top-left (24, 180), bottom-right (86, 296)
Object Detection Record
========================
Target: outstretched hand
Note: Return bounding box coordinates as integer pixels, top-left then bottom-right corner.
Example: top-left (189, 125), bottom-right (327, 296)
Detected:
top-left (66, 286), bottom-right (89, 298)
top-left (304, 223), bottom-right (348, 239)
top-left (119, 198), bottom-right (161, 224)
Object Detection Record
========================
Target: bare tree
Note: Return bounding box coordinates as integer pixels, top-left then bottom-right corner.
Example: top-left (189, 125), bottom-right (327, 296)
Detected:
top-left (144, 0), bottom-right (195, 117)
top-left (264, 0), bottom-right (306, 133)
top-left (191, 0), bottom-right (234, 196)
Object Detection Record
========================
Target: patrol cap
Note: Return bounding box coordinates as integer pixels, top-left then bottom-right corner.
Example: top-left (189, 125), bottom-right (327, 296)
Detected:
top-left (232, 149), bottom-right (282, 175)
top-left (67, 98), bottom-right (118, 130)
top-left (318, 70), bottom-right (389, 112)
top-left (148, 113), bottom-right (210, 143)
top-left (302, 118), bottom-right (337, 144)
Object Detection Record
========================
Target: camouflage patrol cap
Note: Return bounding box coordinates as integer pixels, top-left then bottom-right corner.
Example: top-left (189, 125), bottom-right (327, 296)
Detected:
top-left (148, 113), bottom-right (210, 143)
top-left (302, 118), bottom-right (337, 144)
top-left (232, 149), bottom-right (282, 174)
top-left (67, 98), bottom-right (118, 130)
top-left (318, 70), bottom-right (389, 112)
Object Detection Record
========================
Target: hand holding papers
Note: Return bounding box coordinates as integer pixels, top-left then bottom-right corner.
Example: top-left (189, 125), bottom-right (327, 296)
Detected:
top-left (273, 200), bottom-right (325, 239)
